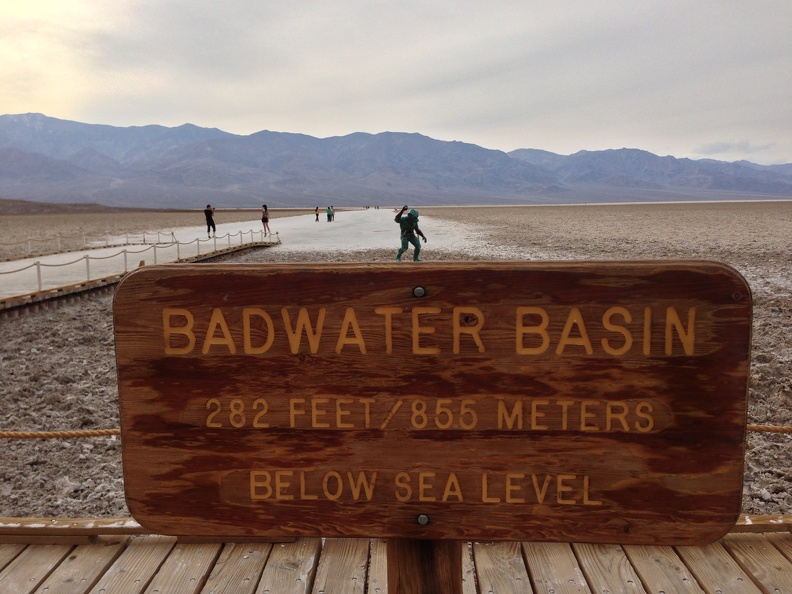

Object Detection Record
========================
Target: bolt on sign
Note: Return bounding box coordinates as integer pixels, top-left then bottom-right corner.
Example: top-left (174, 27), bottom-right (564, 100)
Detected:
top-left (114, 261), bottom-right (751, 545)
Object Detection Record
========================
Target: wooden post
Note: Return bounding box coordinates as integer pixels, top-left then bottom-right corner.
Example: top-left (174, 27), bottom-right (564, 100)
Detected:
top-left (387, 539), bottom-right (462, 594)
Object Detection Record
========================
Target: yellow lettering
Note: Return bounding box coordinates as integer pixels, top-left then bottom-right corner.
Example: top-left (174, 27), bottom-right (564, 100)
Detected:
top-left (336, 307), bottom-right (367, 354)
top-left (531, 474), bottom-right (551, 504)
top-left (360, 398), bottom-right (375, 428)
top-left (583, 475), bottom-right (602, 506)
top-left (601, 306), bottom-right (633, 356)
top-left (290, 398), bottom-right (306, 427)
top-left (580, 400), bottom-right (600, 431)
top-left (374, 307), bottom-right (402, 354)
top-left (242, 308), bottom-right (274, 354)
top-left (557, 474), bottom-right (577, 505)
top-left (635, 401), bottom-right (655, 432)
top-left (665, 307), bottom-right (696, 355)
top-left (336, 398), bottom-right (354, 429)
top-left (275, 471), bottom-right (293, 500)
top-left (418, 472), bottom-right (436, 502)
top-left (481, 473), bottom-right (501, 503)
top-left (498, 399), bottom-right (523, 430)
top-left (531, 399), bottom-right (549, 430)
top-left (163, 308), bottom-right (196, 354)
top-left (250, 471), bottom-right (272, 500)
top-left (442, 473), bottom-right (463, 502)
top-left (412, 307), bottom-right (441, 354)
top-left (453, 307), bottom-right (485, 354)
top-left (606, 402), bottom-right (630, 431)
top-left (281, 307), bottom-right (326, 354)
top-left (394, 472), bottom-right (412, 502)
top-left (201, 308), bottom-right (237, 354)
top-left (348, 471), bottom-right (377, 501)
top-left (505, 473), bottom-right (525, 503)
top-left (556, 307), bottom-right (593, 355)
top-left (323, 471), bottom-right (343, 500)
top-left (300, 472), bottom-right (318, 500)
top-left (557, 400), bottom-right (574, 431)
top-left (516, 306), bottom-right (550, 354)
top-left (311, 398), bottom-right (330, 428)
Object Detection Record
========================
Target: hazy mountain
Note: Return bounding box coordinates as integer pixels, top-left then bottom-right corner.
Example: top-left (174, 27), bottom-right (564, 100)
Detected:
top-left (1, 113), bottom-right (790, 208)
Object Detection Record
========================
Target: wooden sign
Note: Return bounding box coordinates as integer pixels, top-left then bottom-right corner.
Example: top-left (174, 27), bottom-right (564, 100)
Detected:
top-left (114, 261), bottom-right (752, 544)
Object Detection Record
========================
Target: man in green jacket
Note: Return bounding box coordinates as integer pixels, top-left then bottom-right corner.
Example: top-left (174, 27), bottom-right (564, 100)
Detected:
top-left (395, 206), bottom-right (427, 261)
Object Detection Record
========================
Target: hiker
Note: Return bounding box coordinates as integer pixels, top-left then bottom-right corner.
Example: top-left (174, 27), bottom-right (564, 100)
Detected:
top-left (394, 205), bottom-right (427, 261)
top-left (315, 206), bottom-right (319, 222)
top-left (204, 204), bottom-right (216, 238)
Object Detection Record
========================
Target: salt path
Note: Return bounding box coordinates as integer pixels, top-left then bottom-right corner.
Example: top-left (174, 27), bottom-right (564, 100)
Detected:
top-left (0, 209), bottom-right (485, 299)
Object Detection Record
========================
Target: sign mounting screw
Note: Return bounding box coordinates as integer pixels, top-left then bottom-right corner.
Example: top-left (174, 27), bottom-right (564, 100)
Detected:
top-left (413, 286), bottom-right (426, 298)
top-left (417, 514), bottom-right (430, 526)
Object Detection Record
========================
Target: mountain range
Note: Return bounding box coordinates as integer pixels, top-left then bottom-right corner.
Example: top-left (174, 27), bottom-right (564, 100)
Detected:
top-left (1, 113), bottom-right (790, 208)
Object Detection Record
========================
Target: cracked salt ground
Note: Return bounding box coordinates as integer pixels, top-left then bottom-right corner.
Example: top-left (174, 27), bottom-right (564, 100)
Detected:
top-left (0, 202), bottom-right (790, 517)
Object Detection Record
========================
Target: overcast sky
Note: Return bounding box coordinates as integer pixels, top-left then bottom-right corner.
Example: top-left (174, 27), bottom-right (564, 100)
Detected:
top-left (2, 1), bottom-right (790, 164)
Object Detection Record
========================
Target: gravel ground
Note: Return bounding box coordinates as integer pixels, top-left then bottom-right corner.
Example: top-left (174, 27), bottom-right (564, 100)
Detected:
top-left (1, 201), bottom-right (789, 518)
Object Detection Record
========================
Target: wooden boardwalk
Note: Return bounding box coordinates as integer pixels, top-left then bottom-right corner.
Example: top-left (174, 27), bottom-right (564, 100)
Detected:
top-left (0, 516), bottom-right (790, 593)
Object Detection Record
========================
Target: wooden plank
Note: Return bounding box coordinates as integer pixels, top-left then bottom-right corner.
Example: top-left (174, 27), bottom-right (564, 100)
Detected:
top-left (623, 545), bottom-right (704, 594)
top-left (473, 541), bottom-right (531, 594)
top-left (34, 537), bottom-right (129, 594)
top-left (387, 539), bottom-right (462, 594)
top-left (0, 517), bottom-right (146, 537)
top-left (721, 533), bottom-right (792, 594)
top-left (313, 538), bottom-right (370, 594)
top-left (0, 535), bottom-right (92, 545)
top-left (200, 543), bottom-right (273, 594)
top-left (115, 262), bottom-right (752, 545)
top-left (142, 542), bottom-right (222, 594)
top-left (766, 531), bottom-right (792, 562)
top-left (461, 542), bottom-right (477, 594)
top-left (88, 534), bottom-right (176, 594)
top-left (521, 542), bottom-right (592, 593)
top-left (367, 539), bottom-right (388, 594)
top-left (734, 515), bottom-right (792, 533)
top-left (572, 543), bottom-right (647, 593)
top-left (0, 543), bottom-right (25, 572)
top-left (255, 538), bottom-right (321, 594)
top-left (675, 541), bottom-right (763, 594)
top-left (0, 543), bottom-right (72, 594)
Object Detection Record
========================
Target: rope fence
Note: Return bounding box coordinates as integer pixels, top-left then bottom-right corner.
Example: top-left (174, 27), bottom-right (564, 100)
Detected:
top-left (1, 424), bottom-right (790, 440)
top-left (0, 229), bottom-right (274, 296)
top-left (0, 230), bottom-right (179, 260)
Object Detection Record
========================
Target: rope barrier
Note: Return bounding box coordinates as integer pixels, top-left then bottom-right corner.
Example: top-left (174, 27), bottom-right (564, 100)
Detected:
top-left (0, 428), bottom-right (121, 439)
top-left (747, 424), bottom-right (792, 434)
top-left (1, 424), bottom-right (789, 439)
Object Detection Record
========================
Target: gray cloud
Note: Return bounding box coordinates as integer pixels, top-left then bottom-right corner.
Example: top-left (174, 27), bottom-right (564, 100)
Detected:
top-left (4, 0), bottom-right (791, 164)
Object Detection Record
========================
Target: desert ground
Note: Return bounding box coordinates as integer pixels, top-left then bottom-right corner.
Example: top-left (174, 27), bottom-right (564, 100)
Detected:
top-left (0, 200), bottom-right (790, 518)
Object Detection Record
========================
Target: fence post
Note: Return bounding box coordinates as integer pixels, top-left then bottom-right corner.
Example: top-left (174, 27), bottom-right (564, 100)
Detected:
top-left (153, 244), bottom-right (158, 264)
top-left (124, 250), bottom-right (128, 273)
top-left (36, 262), bottom-right (42, 292)
top-left (176, 241), bottom-right (181, 261)
top-left (85, 255), bottom-right (90, 281)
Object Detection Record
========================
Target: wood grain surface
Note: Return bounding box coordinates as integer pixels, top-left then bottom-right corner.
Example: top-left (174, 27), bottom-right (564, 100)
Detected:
top-left (114, 261), bottom-right (752, 544)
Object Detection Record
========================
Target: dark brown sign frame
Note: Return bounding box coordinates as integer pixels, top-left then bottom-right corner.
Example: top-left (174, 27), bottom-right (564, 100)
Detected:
top-left (114, 261), bottom-right (751, 544)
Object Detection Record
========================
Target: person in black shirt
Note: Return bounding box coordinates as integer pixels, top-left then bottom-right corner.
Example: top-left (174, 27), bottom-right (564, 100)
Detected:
top-left (204, 204), bottom-right (216, 238)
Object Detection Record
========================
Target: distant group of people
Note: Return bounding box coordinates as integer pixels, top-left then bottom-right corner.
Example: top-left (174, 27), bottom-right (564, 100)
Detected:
top-left (203, 203), bottom-right (428, 262)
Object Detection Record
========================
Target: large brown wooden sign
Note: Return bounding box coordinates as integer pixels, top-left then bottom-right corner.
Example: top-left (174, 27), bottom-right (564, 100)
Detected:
top-left (114, 261), bottom-right (751, 544)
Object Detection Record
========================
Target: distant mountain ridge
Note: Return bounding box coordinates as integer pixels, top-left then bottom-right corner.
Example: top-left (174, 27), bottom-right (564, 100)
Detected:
top-left (0, 113), bottom-right (790, 208)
